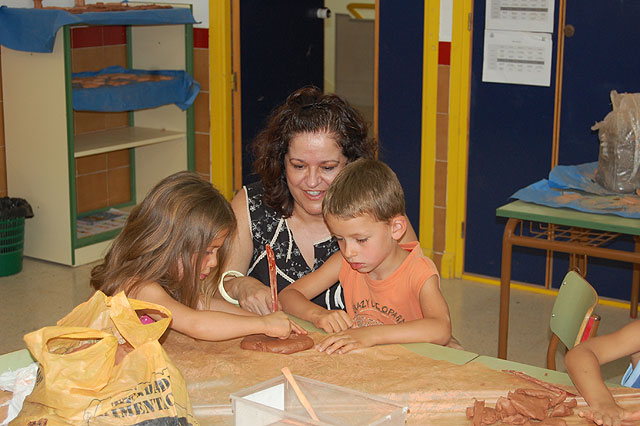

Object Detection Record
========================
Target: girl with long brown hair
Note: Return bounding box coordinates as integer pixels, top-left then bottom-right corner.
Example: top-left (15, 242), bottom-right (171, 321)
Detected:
top-left (91, 171), bottom-right (303, 340)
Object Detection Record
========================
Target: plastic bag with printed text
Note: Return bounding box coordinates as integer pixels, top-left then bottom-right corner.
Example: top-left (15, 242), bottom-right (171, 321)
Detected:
top-left (11, 291), bottom-right (199, 426)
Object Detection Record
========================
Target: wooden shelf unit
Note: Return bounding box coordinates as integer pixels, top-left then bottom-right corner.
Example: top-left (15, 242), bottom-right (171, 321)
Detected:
top-left (2, 12), bottom-right (195, 266)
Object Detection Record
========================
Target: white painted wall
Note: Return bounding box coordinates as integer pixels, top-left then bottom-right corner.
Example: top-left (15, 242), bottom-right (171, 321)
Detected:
top-left (0, 0), bottom-right (209, 27)
top-left (323, 0), bottom-right (453, 93)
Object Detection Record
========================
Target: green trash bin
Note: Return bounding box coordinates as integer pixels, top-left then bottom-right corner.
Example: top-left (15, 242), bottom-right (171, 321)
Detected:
top-left (0, 216), bottom-right (25, 277)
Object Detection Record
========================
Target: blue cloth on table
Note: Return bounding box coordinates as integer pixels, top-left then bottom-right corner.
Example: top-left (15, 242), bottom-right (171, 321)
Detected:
top-left (0, 6), bottom-right (197, 53)
top-left (510, 162), bottom-right (640, 218)
top-left (548, 162), bottom-right (619, 196)
top-left (73, 66), bottom-right (200, 111)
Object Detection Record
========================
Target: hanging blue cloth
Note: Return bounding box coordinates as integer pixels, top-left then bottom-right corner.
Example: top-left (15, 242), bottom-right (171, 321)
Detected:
top-left (0, 6), bottom-right (197, 53)
top-left (72, 66), bottom-right (200, 111)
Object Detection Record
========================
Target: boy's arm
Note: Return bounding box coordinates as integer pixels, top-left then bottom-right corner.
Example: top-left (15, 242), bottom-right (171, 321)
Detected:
top-left (565, 320), bottom-right (640, 425)
top-left (280, 252), bottom-right (353, 332)
top-left (317, 275), bottom-right (452, 354)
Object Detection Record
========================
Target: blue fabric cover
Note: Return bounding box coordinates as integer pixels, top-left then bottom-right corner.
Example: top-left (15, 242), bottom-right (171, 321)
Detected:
top-left (511, 162), bottom-right (640, 218)
top-left (0, 6), bottom-right (197, 53)
top-left (72, 66), bottom-right (200, 111)
top-left (622, 363), bottom-right (640, 388)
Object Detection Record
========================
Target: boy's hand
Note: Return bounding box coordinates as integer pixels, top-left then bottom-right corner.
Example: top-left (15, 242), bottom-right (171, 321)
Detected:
top-left (313, 310), bottom-right (354, 333)
top-left (578, 402), bottom-right (640, 426)
top-left (315, 328), bottom-right (373, 354)
top-left (263, 311), bottom-right (307, 339)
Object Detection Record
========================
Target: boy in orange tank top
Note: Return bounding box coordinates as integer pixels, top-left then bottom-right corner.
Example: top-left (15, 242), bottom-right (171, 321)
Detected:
top-left (280, 158), bottom-right (453, 354)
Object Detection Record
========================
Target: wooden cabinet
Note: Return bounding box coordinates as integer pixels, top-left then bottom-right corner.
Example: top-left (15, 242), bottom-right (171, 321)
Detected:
top-left (2, 15), bottom-right (195, 266)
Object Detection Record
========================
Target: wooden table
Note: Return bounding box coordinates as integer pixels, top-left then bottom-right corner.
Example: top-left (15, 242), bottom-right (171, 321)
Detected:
top-left (496, 200), bottom-right (640, 359)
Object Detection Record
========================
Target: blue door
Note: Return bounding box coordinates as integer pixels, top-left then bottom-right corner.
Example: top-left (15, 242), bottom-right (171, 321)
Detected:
top-left (239, 0), bottom-right (325, 184)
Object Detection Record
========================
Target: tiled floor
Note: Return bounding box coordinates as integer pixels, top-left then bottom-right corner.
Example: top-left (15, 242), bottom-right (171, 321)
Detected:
top-left (0, 257), bottom-right (635, 383)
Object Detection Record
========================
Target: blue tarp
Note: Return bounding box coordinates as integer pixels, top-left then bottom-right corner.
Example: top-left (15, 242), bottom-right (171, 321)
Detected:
top-left (73, 66), bottom-right (199, 111)
top-left (0, 6), bottom-right (197, 53)
top-left (511, 162), bottom-right (640, 218)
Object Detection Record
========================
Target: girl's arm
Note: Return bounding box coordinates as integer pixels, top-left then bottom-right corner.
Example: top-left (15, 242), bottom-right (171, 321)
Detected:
top-left (218, 188), bottom-right (274, 315)
top-left (316, 275), bottom-right (451, 354)
top-left (133, 281), bottom-right (304, 341)
top-left (565, 320), bottom-right (640, 426)
top-left (280, 252), bottom-right (353, 333)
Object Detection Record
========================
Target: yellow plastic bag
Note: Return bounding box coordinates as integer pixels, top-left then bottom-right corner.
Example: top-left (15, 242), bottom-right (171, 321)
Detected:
top-left (12, 291), bottom-right (199, 426)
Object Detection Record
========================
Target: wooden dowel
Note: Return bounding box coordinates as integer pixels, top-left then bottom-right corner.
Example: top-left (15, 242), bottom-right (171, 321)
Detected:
top-left (281, 367), bottom-right (320, 421)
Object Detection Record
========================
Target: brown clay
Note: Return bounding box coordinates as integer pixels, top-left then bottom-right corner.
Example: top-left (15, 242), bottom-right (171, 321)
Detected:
top-left (467, 387), bottom-right (577, 425)
top-left (240, 333), bottom-right (314, 354)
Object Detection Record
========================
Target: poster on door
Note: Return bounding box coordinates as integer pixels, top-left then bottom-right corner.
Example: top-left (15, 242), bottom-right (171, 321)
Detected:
top-left (486, 0), bottom-right (555, 33)
top-left (482, 30), bottom-right (552, 87)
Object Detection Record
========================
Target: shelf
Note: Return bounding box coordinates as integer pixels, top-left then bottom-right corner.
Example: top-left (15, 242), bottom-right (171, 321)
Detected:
top-left (74, 126), bottom-right (185, 158)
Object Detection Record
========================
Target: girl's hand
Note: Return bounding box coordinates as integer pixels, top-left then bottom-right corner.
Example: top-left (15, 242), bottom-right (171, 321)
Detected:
top-left (313, 310), bottom-right (353, 333)
top-left (262, 311), bottom-right (307, 339)
top-left (315, 328), bottom-right (373, 354)
top-left (578, 402), bottom-right (640, 426)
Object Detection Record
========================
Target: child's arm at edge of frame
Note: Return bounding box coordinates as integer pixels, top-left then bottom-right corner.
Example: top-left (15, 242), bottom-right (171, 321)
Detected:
top-left (279, 252), bottom-right (353, 333)
top-left (565, 320), bottom-right (640, 422)
top-left (132, 281), bottom-right (305, 341)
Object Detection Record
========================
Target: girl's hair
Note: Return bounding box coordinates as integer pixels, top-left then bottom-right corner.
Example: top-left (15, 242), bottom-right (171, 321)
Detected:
top-left (252, 86), bottom-right (377, 218)
top-left (90, 171), bottom-right (237, 309)
top-left (323, 158), bottom-right (406, 222)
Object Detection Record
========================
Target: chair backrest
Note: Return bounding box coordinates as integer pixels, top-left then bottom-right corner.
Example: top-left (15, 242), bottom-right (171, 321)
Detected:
top-left (550, 271), bottom-right (599, 349)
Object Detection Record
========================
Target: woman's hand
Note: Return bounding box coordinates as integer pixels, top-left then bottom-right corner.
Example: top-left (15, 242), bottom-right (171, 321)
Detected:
top-left (231, 276), bottom-right (280, 315)
top-left (315, 327), bottom-right (373, 354)
top-left (312, 310), bottom-right (353, 333)
top-left (262, 311), bottom-right (306, 339)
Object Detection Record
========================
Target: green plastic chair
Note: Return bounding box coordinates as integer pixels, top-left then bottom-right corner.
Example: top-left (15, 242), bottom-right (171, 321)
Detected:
top-left (547, 270), bottom-right (600, 370)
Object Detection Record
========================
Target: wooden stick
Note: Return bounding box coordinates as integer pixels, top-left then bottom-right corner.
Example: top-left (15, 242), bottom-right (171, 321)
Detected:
top-left (281, 367), bottom-right (320, 421)
top-left (266, 244), bottom-right (278, 312)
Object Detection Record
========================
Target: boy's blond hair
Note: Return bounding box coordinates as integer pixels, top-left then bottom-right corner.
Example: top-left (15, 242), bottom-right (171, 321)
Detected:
top-left (322, 158), bottom-right (405, 222)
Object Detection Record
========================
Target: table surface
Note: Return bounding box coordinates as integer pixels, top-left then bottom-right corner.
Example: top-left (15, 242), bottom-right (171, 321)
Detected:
top-left (497, 200), bottom-right (640, 235)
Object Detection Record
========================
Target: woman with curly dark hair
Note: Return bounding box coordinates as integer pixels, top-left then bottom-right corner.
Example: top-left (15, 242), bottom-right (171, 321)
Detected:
top-left (218, 86), bottom-right (417, 315)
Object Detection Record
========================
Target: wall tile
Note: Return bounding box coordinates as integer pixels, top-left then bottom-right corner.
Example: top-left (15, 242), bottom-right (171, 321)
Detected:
top-left (76, 154), bottom-right (107, 175)
top-left (194, 92), bottom-right (210, 133)
top-left (193, 28), bottom-right (208, 49)
top-left (433, 206), bottom-right (446, 252)
top-left (107, 167), bottom-right (131, 205)
top-left (0, 146), bottom-right (6, 198)
top-left (437, 65), bottom-right (450, 114)
top-left (434, 160), bottom-right (447, 208)
top-left (72, 47), bottom-right (105, 73)
top-left (102, 45), bottom-right (127, 68)
top-left (74, 111), bottom-right (106, 134)
top-left (0, 101), bottom-right (4, 144)
top-left (433, 252), bottom-right (443, 272)
top-left (103, 26), bottom-right (127, 46)
top-left (107, 149), bottom-right (130, 168)
top-left (105, 112), bottom-right (129, 129)
top-left (76, 172), bottom-right (108, 213)
top-left (436, 113), bottom-right (448, 162)
top-left (195, 133), bottom-right (209, 175)
top-left (71, 27), bottom-right (103, 49)
top-left (194, 48), bottom-right (209, 92)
